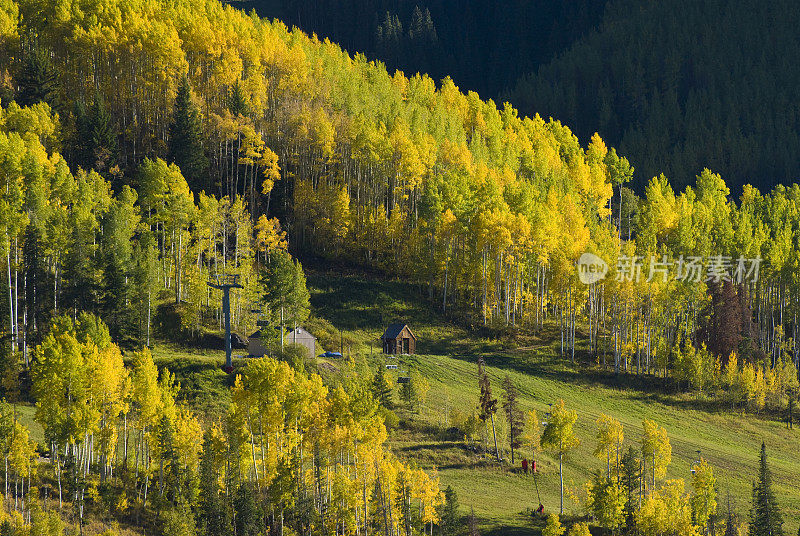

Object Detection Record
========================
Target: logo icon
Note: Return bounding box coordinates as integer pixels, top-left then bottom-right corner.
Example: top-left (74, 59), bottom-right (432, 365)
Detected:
top-left (577, 252), bottom-right (608, 284)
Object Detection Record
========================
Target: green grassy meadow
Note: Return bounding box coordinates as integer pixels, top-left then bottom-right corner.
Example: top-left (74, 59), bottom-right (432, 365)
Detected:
top-left (304, 269), bottom-right (800, 534)
top-left (13, 269), bottom-right (799, 535)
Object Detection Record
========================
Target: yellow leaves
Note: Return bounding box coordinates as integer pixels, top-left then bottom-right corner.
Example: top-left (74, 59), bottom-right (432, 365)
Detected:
top-left (641, 419), bottom-right (671, 482)
top-left (260, 147), bottom-right (281, 194)
top-left (439, 208), bottom-right (457, 237)
top-left (174, 405), bottom-right (202, 472)
top-left (438, 139), bottom-right (474, 176)
top-left (567, 522), bottom-right (592, 536)
top-left (521, 409), bottom-right (541, 454)
top-left (8, 420), bottom-right (36, 477)
top-left (0, 0), bottom-right (18, 44)
top-left (390, 118), bottom-right (425, 192)
top-left (543, 514), bottom-right (565, 536)
top-left (391, 69), bottom-right (409, 96)
top-left (131, 347), bottom-right (160, 430)
top-left (540, 399), bottom-right (580, 454)
top-left (0, 101), bottom-right (60, 149)
top-left (690, 458), bottom-right (717, 528)
top-left (594, 414), bottom-right (623, 462)
top-left (637, 479), bottom-right (698, 536)
top-left (91, 341), bottom-right (130, 460)
top-left (293, 178), bottom-right (350, 252)
top-left (254, 214), bottom-right (287, 256)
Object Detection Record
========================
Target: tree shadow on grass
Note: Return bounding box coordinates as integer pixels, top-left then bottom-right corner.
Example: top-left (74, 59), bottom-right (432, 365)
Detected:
top-left (483, 526), bottom-right (537, 536)
top-left (307, 270), bottom-right (439, 331)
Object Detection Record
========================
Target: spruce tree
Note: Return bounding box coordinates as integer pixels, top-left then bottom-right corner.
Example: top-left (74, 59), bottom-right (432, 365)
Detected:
top-left (22, 223), bottom-right (51, 349)
top-left (260, 250), bottom-right (310, 347)
top-left (89, 94), bottom-right (117, 174)
top-left (620, 446), bottom-right (641, 532)
top-left (468, 508), bottom-right (480, 536)
top-left (227, 79), bottom-right (248, 116)
top-left (71, 94), bottom-right (118, 176)
top-left (439, 485), bottom-right (460, 536)
top-left (17, 48), bottom-right (61, 109)
top-left (372, 364), bottom-right (394, 409)
top-left (749, 442), bottom-right (783, 536)
top-left (198, 430), bottom-right (231, 536)
top-left (501, 374), bottom-right (525, 464)
top-left (234, 483), bottom-right (262, 536)
top-left (724, 496), bottom-right (738, 536)
top-left (168, 75), bottom-right (208, 193)
top-left (477, 356), bottom-right (499, 460)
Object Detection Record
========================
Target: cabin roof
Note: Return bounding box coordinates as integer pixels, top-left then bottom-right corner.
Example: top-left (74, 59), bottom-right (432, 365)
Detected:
top-left (250, 327), bottom-right (315, 340)
top-left (381, 323), bottom-right (415, 340)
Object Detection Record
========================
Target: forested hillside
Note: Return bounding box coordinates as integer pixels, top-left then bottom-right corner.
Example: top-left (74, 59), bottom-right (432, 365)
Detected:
top-left (0, 0), bottom-right (799, 534)
top-left (507, 0), bottom-right (800, 193)
top-left (236, 0), bottom-right (606, 98)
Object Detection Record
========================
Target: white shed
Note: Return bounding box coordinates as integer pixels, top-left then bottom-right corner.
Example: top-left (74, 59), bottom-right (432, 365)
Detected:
top-left (248, 327), bottom-right (317, 359)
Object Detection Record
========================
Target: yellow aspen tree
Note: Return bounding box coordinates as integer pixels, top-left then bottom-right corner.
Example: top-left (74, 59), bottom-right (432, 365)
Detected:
top-left (522, 409), bottom-right (542, 469)
top-left (640, 420), bottom-right (671, 492)
top-left (540, 399), bottom-right (580, 514)
top-left (690, 458), bottom-right (717, 535)
top-left (595, 414), bottom-right (624, 478)
top-left (90, 342), bottom-right (130, 479)
top-left (543, 514), bottom-right (565, 536)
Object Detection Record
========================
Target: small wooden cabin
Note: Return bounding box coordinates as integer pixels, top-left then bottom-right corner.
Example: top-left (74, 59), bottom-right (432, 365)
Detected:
top-left (381, 323), bottom-right (416, 355)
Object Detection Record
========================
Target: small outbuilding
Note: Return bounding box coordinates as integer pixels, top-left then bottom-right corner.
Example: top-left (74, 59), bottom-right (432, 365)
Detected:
top-left (286, 327), bottom-right (317, 359)
top-left (248, 327), bottom-right (317, 359)
top-left (381, 323), bottom-right (416, 355)
top-left (248, 330), bottom-right (268, 357)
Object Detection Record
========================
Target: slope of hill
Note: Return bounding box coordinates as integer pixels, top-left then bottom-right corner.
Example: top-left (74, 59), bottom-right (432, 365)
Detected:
top-left (15, 267), bottom-right (797, 534)
top-left (506, 0), bottom-right (800, 193)
top-left (303, 268), bottom-right (800, 534)
top-left (235, 0), bottom-right (607, 99)
top-left (3, 0), bottom-right (800, 534)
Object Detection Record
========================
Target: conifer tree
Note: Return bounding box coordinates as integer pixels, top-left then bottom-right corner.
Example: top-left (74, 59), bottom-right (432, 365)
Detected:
top-left (439, 485), bottom-right (459, 536)
top-left (724, 508), bottom-right (737, 536)
top-left (16, 48), bottom-right (60, 109)
top-left (168, 75), bottom-right (208, 193)
top-left (477, 356), bottom-right (499, 461)
top-left (22, 222), bottom-right (50, 350)
top-left (234, 482), bottom-right (262, 536)
top-left (100, 186), bottom-right (139, 345)
top-left (468, 508), bottom-right (480, 536)
top-left (501, 375), bottom-right (524, 464)
top-left (261, 250), bottom-right (310, 348)
top-left (748, 442), bottom-right (783, 536)
top-left (72, 94), bottom-right (118, 177)
top-left (620, 446), bottom-right (642, 532)
top-left (227, 80), bottom-right (248, 117)
top-left (372, 364), bottom-right (394, 410)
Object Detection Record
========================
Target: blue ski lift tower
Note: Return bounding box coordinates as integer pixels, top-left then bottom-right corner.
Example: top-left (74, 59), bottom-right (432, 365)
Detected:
top-left (208, 274), bottom-right (243, 370)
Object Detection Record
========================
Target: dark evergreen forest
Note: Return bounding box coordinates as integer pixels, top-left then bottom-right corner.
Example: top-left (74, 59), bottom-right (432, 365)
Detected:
top-left (235, 0), bottom-right (607, 98)
top-left (239, 0), bottom-right (800, 195)
top-left (507, 0), bottom-right (800, 194)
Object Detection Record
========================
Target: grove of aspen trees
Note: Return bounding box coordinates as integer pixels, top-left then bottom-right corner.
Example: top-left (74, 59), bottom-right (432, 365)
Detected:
top-left (0, 0), bottom-right (796, 534)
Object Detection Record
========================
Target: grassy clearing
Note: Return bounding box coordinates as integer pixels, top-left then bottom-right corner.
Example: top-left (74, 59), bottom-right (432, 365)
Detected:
top-left (16, 268), bottom-right (798, 535)
top-left (391, 351), bottom-right (800, 532)
top-left (306, 269), bottom-right (800, 534)
top-left (148, 342), bottom-right (236, 420)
